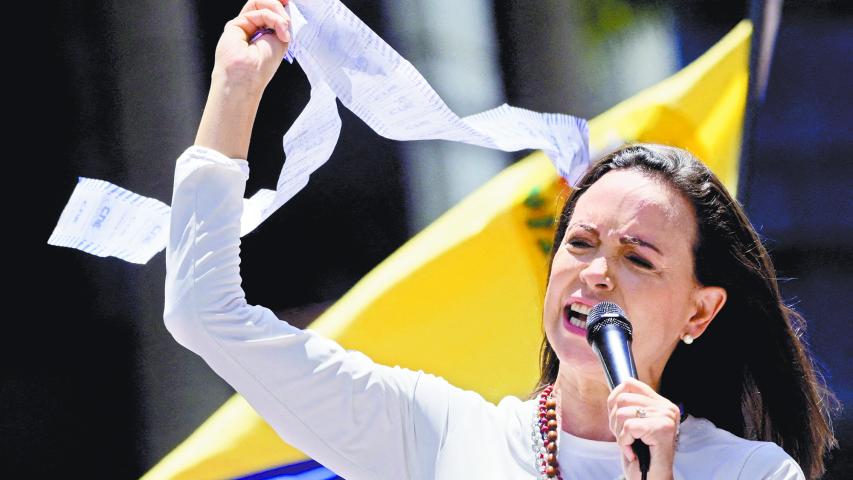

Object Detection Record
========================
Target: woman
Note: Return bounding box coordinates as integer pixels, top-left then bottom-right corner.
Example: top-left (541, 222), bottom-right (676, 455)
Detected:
top-left (163, 1), bottom-right (836, 478)
top-left (534, 145), bottom-right (836, 479)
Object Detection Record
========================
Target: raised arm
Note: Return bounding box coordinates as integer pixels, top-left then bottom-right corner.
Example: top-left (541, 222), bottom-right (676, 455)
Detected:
top-left (163, 2), bottom-right (451, 478)
top-left (194, 0), bottom-right (290, 159)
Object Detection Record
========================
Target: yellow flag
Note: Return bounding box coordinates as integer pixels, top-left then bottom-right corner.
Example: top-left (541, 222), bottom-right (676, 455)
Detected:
top-left (144, 20), bottom-right (751, 480)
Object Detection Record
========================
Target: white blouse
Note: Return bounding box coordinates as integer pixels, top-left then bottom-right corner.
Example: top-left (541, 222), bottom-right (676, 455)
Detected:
top-left (163, 146), bottom-right (804, 479)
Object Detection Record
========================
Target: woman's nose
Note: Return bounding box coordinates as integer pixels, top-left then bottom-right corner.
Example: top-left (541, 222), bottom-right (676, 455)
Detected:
top-left (579, 255), bottom-right (614, 290)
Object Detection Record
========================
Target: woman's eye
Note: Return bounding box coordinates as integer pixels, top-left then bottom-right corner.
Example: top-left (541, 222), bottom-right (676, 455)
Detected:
top-left (627, 255), bottom-right (654, 269)
top-left (567, 239), bottom-right (592, 248)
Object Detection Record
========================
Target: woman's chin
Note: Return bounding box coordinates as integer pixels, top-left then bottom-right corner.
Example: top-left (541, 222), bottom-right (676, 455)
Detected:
top-left (546, 322), bottom-right (605, 376)
top-left (554, 342), bottom-right (602, 372)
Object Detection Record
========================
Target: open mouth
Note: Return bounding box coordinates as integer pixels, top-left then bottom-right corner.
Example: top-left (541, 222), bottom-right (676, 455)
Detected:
top-left (565, 302), bottom-right (591, 330)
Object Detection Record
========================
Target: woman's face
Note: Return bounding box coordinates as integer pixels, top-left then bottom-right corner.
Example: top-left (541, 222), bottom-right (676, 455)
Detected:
top-left (543, 168), bottom-right (706, 387)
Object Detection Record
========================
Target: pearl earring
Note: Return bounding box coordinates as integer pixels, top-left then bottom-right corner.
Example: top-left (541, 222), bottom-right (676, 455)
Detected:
top-left (682, 334), bottom-right (694, 345)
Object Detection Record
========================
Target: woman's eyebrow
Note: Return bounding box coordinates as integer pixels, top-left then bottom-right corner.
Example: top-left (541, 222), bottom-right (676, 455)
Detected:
top-left (568, 222), bottom-right (598, 234)
top-left (621, 235), bottom-right (662, 254)
top-left (569, 224), bottom-right (662, 254)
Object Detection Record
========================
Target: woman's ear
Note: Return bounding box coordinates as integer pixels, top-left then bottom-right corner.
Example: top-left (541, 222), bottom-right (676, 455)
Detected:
top-left (686, 286), bottom-right (727, 339)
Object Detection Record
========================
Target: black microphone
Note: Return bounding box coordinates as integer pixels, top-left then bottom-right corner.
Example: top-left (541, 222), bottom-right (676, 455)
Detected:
top-left (586, 301), bottom-right (651, 478)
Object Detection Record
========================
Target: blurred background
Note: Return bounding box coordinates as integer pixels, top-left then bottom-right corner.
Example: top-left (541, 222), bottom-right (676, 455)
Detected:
top-left (7, 0), bottom-right (850, 477)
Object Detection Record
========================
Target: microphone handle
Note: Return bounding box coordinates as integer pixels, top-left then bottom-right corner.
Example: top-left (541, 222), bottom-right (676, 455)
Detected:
top-left (592, 325), bottom-right (639, 389)
top-left (633, 441), bottom-right (651, 476)
top-left (592, 325), bottom-right (650, 476)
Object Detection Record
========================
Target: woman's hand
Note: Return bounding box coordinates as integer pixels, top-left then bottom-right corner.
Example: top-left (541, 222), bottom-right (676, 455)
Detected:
top-left (607, 378), bottom-right (681, 480)
top-left (213, 0), bottom-right (292, 94)
top-left (195, 0), bottom-right (291, 159)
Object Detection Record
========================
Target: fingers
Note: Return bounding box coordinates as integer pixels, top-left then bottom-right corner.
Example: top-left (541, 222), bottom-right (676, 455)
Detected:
top-left (607, 378), bottom-right (676, 414)
top-left (612, 404), bottom-right (679, 435)
top-left (616, 416), bottom-right (677, 446)
top-left (609, 394), bottom-right (680, 428)
top-left (609, 395), bottom-right (663, 430)
top-left (606, 377), bottom-right (680, 469)
top-left (241, 0), bottom-right (288, 16)
top-left (612, 393), bottom-right (680, 420)
top-left (228, 10), bottom-right (291, 44)
top-left (621, 444), bottom-right (636, 463)
top-left (608, 377), bottom-right (658, 400)
top-left (609, 392), bottom-right (652, 412)
top-left (229, 0), bottom-right (291, 44)
top-left (607, 378), bottom-right (654, 413)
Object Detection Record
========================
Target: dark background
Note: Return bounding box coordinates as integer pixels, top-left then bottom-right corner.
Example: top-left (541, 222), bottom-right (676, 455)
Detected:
top-left (6, 0), bottom-right (850, 477)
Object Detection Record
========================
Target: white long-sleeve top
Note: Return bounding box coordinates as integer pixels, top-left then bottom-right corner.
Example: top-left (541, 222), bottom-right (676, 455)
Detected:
top-left (163, 146), bottom-right (804, 480)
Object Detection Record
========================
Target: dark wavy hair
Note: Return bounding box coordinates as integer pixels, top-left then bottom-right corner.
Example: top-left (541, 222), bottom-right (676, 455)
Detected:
top-left (532, 144), bottom-right (837, 478)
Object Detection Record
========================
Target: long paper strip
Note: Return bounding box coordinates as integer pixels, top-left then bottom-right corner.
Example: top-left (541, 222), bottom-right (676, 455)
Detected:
top-left (49, 0), bottom-right (589, 264)
top-left (48, 178), bottom-right (170, 263)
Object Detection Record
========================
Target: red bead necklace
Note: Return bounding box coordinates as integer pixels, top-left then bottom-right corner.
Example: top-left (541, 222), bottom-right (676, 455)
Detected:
top-left (533, 384), bottom-right (563, 479)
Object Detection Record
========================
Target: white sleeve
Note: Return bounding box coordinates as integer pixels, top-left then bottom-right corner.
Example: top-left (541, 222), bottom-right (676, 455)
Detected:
top-left (738, 443), bottom-right (805, 480)
top-left (162, 146), bottom-right (450, 480)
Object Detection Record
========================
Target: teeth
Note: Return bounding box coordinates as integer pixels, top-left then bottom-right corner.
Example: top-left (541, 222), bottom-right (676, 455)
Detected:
top-left (569, 315), bottom-right (587, 329)
top-left (565, 302), bottom-right (590, 330)
top-left (569, 303), bottom-right (591, 315)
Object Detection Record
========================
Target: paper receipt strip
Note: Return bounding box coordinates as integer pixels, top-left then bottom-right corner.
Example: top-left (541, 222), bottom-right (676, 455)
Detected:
top-left (49, 0), bottom-right (589, 264)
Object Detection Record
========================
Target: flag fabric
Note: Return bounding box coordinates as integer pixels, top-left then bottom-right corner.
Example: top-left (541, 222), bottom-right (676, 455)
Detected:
top-left (143, 20), bottom-right (751, 480)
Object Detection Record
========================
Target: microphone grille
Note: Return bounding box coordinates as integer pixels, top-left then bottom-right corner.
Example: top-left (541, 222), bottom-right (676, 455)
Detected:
top-left (586, 301), bottom-right (633, 345)
top-left (589, 301), bottom-right (624, 319)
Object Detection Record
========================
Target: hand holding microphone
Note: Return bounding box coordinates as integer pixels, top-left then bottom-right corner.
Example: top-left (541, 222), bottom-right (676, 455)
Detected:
top-left (587, 302), bottom-right (681, 480)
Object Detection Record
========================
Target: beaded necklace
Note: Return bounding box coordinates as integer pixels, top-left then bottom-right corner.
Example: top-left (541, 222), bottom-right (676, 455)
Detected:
top-left (532, 384), bottom-right (563, 479)
top-left (531, 383), bottom-right (687, 479)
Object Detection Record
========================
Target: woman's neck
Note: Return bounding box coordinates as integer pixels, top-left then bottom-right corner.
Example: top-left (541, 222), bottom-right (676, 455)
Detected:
top-left (553, 365), bottom-right (662, 442)
top-left (555, 369), bottom-right (614, 441)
